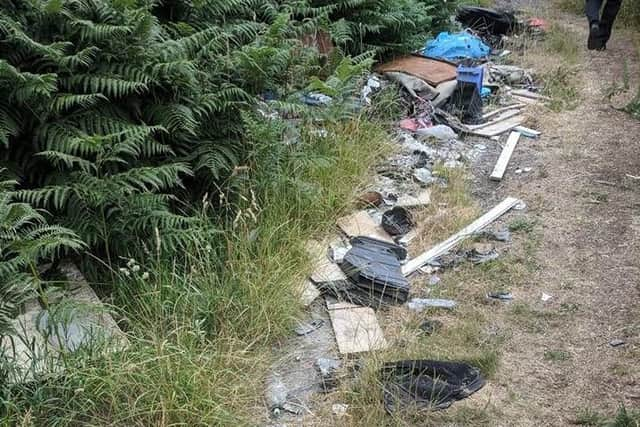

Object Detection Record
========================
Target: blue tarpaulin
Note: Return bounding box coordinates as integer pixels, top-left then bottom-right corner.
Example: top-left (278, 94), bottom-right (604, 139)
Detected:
top-left (424, 31), bottom-right (491, 60)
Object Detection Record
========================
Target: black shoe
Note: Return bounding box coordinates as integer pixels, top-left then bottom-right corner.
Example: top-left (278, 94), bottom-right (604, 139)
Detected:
top-left (588, 22), bottom-right (604, 50)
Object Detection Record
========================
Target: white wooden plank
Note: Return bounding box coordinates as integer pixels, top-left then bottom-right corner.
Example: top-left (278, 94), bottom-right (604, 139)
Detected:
top-left (472, 115), bottom-right (524, 137)
top-left (511, 89), bottom-right (551, 101)
top-left (336, 210), bottom-right (393, 243)
top-left (511, 94), bottom-right (540, 105)
top-left (490, 131), bottom-right (521, 181)
top-left (401, 197), bottom-right (521, 276)
top-left (468, 110), bottom-right (521, 130)
top-left (513, 125), bottom-right (541, 138)
top-left (329, 305), bottom-right (387, 354)
top-left (482, 103), bottom-right (525, 120)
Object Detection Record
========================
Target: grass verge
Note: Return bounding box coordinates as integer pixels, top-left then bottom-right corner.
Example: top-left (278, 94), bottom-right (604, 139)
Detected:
top-left (1, 116), bottom-right (391, 426)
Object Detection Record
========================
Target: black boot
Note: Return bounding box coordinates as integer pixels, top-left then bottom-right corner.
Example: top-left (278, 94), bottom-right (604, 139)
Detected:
top-left (587, 22), bottom-right (605, 50)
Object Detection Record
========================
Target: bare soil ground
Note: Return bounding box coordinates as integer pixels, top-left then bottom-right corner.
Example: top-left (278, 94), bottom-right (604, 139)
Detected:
top-left (263, 8), bottom-right (640, 426)
top-left (461, 10), bottom-right (640, 426)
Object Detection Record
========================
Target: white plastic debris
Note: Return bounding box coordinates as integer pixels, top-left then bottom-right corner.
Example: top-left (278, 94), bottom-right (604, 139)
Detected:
top-left (332, 403), bottom-right (349, 417)
top-left (416, 125), bottom-right (457, 141)
top-left (265, 376), bottom-right (288, 410)
top-left (541, 293), bottom-right (553, 302)
top-left (406, 298), bottom-right (457, 311)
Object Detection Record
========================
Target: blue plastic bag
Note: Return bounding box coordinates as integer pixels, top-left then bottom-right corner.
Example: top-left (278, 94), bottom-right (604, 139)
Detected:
top-left (424, 31), bottom-right (491, 60)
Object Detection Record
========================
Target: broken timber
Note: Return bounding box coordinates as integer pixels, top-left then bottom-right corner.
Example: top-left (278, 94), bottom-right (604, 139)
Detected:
top-left (481, 103), bottom-right (525, 120)
top-left (468, 110), bottom-right (521, 130)
top-left (490, 131), bottom-right (521, 181)
top-left (328, 302), bottom-right (387, 354)
top-left (401, 197), bottom-right (521, 276)
top-left (510, 89), bottom-right (551, 101)
top-left (471, 115), bottom-right (524, 137)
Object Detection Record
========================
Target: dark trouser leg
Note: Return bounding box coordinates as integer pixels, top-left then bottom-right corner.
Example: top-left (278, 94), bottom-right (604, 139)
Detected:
top-left (600, 0), bottom-right (623, 42)
top-left (586, 0), bottom-right (603, 24)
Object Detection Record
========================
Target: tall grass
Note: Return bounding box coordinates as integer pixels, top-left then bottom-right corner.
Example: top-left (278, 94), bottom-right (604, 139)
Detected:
top-left (0, 115), bottom-right (392, 425)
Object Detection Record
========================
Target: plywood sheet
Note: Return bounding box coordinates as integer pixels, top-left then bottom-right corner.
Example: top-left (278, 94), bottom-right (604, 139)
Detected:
top-left (329, 305), bottom-right (387, 354)
top-left (336, 211), bottom-right (393, 243)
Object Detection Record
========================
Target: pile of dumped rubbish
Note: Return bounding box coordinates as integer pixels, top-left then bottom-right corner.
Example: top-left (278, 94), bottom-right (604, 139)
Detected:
top-left (266, 6), bottom-right (547, 421)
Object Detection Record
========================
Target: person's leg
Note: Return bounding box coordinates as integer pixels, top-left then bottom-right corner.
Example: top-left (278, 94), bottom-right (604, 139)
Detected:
top-left (600, 0), bottom-right (623, 44)
top-left (586, 0), bottom-right (605, 49)
top-left (586, 0), bottom-right (603, 24)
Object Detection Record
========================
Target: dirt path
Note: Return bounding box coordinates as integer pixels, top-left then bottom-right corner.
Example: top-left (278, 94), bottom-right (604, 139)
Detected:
top-left (478, 12), bottom-right (640, 424)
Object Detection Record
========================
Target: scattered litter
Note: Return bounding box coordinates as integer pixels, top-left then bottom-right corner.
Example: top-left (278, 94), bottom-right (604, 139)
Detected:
top-left (491, 132), bottom-right (521, 181)
top-left (384, 71), bottom-right (439, 100)
top-left (456, 6), bottom-right (517, 37)
top-left (446, 82), bottom-right (483, 124)
top-left (376, 56), bottom-right (457, 87)
top-left (419, 265), bottom-right (440, 275)
top-left (332, 403), bottom-right (349, 417)
top-left (514, 200), bottom-right (527, 210)
top-left (413, 168), bottom-right (436, 185)
top-left (523, 167), bottom-right (532, 172)
top-left (302, 92), bottom-right (332, 106)
top-left (609, 339), bottom-right (626, 347)
top-left (381, 207), bottom-right (414, 236)
top-left (487, 291), bottom-right (513, 301)
top-left (541, 293), bottom-right (553, 302)
top-left (510, 89), bottom-right (550, 101)
top-left (294, 319), bottom-right (325, 336)
top-left (500, 50), bottom-right (511, 57)
top-left (357, 191), bottom-right (383, 208)
top-left (513, 125), bottom-right (541, 138)
top-left (457, 65), bottom-right (484, 93)
top-left (406, 298), bottom-right (457, 311)
top-left (482, 103), bottom-right (525, 120)
top-left (428, 275), bottom-right (441, 286)
top-left (298, 280), bottom-right (321, 306)
top-left (282, 401), bottom-right (303, 415)
top-left (265, 376), bottom-right (288, 411)
top-left (527, 18), bottom-right (549, 33)
top-left (337, 210), bottom-right (394, 243)
top-left (476, 228), bottom-right (511, 242)
top-left (489, 64), bottom-right (532, 86)
top-left (316, 357), bottom-right (341, 391)
top-left (515, 169), bottom-right (523, 174)
top-left (306, 240), bottom-right (348, 284)
top-left (329, 240), bottom-right (351, 263)
top-left (402, 197), bottom-right (521, 276)
top-left (419, 319), bottom-right (443, 335)
top-left (416, 124), bottom-right (457, 141)
top-left (398, 229), bottom-right (418, 246)
top-left (328, 302), bottom-right (388, 354)
top-left (361, 75), bottom-right (382, 105)
top-left (381, 360), bottom-right (486, 412)
top-left (473, 114), bottom-right (524, 137)
top-left (424, 31), bottom-right (491, 61)
top-left (394, 189), bottom-right (431, 208)
top-left (341, 236), bottom-right (409, 303)
top-left (474, 143), bottom-right (487, 150)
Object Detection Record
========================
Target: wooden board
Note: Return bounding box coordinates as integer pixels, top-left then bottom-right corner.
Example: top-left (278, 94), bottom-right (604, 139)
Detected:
top-left (468, 110), bottom-right (521, 130)
top-left (375, 56), bottom-right (457, 86)
top-left (329, 304), bottom-right (388, 354)
top-left (511, 89), bottom-right (551, 101)
top-left (490, 131), bottom-right (521, 181)
top-left (482, 103), bottom-right (525, 120)
top-left (472, 115), bottom-right (524, 137)
top-left (401, 197), bottom-right (521, 276)
top-left (336, 211), bottom-right (393, 243)
top-left (511, 94), bottom-right (540, 105)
